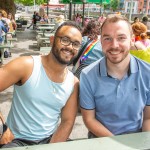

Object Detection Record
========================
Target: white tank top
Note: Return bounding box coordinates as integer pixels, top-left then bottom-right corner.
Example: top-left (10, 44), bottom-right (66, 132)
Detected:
top-left (7, 56), bottom-right (75, 140)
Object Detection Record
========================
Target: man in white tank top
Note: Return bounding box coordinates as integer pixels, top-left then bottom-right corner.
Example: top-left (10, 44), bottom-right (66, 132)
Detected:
top-left (0, 21), bottom-right (82, 148)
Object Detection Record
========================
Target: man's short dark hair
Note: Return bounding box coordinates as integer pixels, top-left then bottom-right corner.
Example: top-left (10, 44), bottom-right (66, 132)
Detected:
top-left (55, 21), bottom-right (82, 37)
top-left (101, 14), bottom-right (133, 36)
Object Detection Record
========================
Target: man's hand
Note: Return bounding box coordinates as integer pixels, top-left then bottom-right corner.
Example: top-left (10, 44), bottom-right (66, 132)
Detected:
top-left (0, 128), bottom-right (14, 145)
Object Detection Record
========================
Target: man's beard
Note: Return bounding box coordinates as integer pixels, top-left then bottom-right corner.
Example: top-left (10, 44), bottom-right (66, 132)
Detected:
top-left (52, 45), bottom-right (77, 65)
top-left (105, 48), bottom-right (129, 64)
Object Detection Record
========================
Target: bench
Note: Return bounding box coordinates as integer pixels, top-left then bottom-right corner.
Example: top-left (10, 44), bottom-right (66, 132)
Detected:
top-left (7, 38), bottom-right (17, 46)
top-left (39, 37), bottom-right (49, 40)
top-left (0, 45), bottom-right (13, 64)
top-left (40, 47), bottom-right (51, 55)
top-left (43, 40), bottom-right (50, 46)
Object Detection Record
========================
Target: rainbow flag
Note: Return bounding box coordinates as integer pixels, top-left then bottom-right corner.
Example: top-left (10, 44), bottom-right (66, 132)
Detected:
top-left (80, 40), bottom-right (98, 62)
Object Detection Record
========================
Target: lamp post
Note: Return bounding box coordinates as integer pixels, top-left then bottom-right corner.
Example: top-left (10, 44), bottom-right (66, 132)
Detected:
top-left (82, 0), bottom-right (86, 27)
top-left (47, 0), bottom-right (49, 16)
top-left (100, 0), bottom-right (102, 15)
top-left (69, 0), bottom-right (73, 20)
top-left (74, 4), bottom-right (76, 17)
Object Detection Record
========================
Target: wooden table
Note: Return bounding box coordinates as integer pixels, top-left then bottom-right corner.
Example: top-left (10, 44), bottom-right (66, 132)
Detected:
top-left (3, 132), bottom-right (150, 150)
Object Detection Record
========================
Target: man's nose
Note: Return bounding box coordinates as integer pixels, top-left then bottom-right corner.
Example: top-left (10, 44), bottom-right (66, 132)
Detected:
top-left (67, 42), bottom-right (74, 49)
top-left (111, 39), bottom-right (119, 48)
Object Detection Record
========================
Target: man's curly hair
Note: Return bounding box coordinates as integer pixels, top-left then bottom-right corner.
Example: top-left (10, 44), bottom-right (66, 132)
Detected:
top-left (82, 19), bottom-right (101, 40)
top-left (132, 22), bottom-right (147, 36)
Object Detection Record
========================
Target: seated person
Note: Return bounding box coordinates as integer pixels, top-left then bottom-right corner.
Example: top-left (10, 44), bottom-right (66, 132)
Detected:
top-left (80, 14), bottom-right (150, 139)
top-left (54, 15), bottom-right (64, 30)
top-left (72, 19), bottom-right (104, 79)
top-left (7, 13), bottom-right (16, 31)
top-left (132, 22), bottom-right (150, 50)
top-left (142, 16), bottom-right (150, 30)
top-left (40, 13), bottom-right (49, 24)
top-left (132, 21), bottom-right (147, 41)
top-left (0, 21), bottom-right (82, 148)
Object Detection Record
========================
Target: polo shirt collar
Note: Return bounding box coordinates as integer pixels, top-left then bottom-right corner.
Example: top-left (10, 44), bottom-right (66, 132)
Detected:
top-left (99, 55), bottom-right (139, 77)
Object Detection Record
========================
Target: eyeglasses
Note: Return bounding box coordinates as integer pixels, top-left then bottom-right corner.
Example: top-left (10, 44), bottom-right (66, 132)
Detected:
top-left (57, 36), bottom-right (81, 50)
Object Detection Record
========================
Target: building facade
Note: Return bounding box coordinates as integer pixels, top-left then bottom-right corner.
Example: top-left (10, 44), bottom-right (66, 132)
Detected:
top-left (125, 0), bottom-right (150, 14)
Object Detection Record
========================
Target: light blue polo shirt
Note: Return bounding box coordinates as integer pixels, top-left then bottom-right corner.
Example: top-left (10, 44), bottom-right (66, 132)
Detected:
top-left (80, 55), bottom-right (150, 135)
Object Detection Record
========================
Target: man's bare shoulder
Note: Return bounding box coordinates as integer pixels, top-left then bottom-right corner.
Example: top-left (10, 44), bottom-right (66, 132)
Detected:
top-left (0, 56), bottom-right (35, 91)
top-left (3, 56), bottom-right (34, 70)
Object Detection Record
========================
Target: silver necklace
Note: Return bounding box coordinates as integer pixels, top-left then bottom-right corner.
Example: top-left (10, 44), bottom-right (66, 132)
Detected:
top-left (51, 81), bottom-right (56, 93)
top-left (50, 69), bottom-right (67, 93)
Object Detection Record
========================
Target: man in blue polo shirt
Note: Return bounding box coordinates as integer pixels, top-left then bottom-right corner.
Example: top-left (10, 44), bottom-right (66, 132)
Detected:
top-left (80, 14), bottom-right (150, 138)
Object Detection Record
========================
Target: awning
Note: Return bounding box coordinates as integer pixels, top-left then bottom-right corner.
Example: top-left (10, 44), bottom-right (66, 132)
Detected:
top-left (41, 3), bottom-right (65, 8)
top-left (60, 0), bottom-right (110, 4)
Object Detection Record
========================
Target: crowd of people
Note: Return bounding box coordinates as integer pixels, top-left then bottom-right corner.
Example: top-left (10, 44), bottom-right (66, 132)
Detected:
top-left (0, 9), bottom-right (150, 149)
top-left (0, 10), bottom-right (16, 44)
top-left (0, 10), bottom-right (17, 60)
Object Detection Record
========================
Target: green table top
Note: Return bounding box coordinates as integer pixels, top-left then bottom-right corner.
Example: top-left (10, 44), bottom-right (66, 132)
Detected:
top-left (3, 131), bottom-right (150, 150)
top-left (0, 45), bottom-right (13, 49)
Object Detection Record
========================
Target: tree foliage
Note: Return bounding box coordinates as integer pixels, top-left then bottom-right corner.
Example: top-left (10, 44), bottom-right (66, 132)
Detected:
top-left (14, 0), bottom-right (48, 6)
top-left (0, 0), bottom-right (16, 16)
top-left (110, 0), bottom-right (119, 12)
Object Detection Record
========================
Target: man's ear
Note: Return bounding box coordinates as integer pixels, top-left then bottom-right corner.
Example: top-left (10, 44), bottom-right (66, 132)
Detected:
top-left (131, 34), bottom-right (135, 47)
top-left (50, 36), bottom-right (54, 46)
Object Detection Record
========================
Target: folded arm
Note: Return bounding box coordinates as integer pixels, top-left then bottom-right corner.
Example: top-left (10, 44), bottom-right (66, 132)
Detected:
top-left (142, 106), bottom-right (150, 131)
top-left (81, 108), bottom-right (114, 137)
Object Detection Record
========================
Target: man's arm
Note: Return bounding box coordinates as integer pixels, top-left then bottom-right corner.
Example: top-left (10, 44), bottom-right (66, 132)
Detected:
top-left (81, 108), bottom-right (114, 137)
top-left (142, 106), bottom-right (150, 131)
top-left (50, 77), bottom-right (79, 143)
top-left (0, 56), bottom-right (34, 144)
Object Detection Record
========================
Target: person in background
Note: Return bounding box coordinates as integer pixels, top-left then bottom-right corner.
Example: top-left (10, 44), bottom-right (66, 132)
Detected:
top-left (54, 15), bottom-right (65, 31)
top-left (80, 14), bottom-right (150, 138)
top-left (0, 11), bottom-right (9, 32)
top-left (132, 21), bottom-right (147, 42)
top-left (0, 15), bottom-right (8, 60)
top-left (75, 13), bottom-right (82, 27)
top-left (7, 13), bottom-right (16, 31)
top-left (72, 19), bottom-right (103, 79)
top-left (0, 21), bottom-right (82, 148)
top-left (0, 12), bottom-right (8, 44)
top-left (142, 16), bottom-right (150, 30)
top-left (27, 11), bottom-right (36, 29)
top-left (131, 22), bottom-right (150, 50)
top-left (83, 18), bottom-right (90, 27)
top-left (33, 12), bottom-right (41, 29)
top-left (40, 13), bottom-right (49, 24)
top-left (98, 13), bottom-right (106, 25)
top-left (139, 32), bottom-right (150, 48)
top-left (132, 16), bottom-right (140, 25)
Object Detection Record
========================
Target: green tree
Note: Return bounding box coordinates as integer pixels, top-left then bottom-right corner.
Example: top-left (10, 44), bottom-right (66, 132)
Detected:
top-left (14, 0), bottom-right (47, 6)
top-left (103, 2), bottom-right (109, 12)
top-left (110, 0), bottom-right (119, 12)
top-left (0, 0), bottom-right (16, 16)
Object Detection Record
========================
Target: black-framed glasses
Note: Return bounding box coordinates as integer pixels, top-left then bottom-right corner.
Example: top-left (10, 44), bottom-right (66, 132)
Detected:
top-left (57, 36), bottom-right (81, 50)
